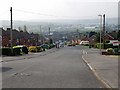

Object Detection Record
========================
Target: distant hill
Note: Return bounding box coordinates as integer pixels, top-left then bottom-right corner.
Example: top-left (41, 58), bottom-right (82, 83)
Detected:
top-left (1, 18), bottom-right (118, 33)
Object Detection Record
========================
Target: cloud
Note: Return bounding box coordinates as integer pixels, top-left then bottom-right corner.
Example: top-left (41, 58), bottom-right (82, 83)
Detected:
top-left (0, 0), bottom-right (118, 20)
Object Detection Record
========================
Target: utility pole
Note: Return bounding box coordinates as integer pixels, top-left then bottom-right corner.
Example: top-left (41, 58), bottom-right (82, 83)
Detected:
top-left (49, 27), bottom-right (50, 45)
top-left (103, 14), bottom-right (106, 49)
top-left (39, 25), bottom-right (41, 44)
top-left (10, 7), bottom-right (13, 54)
top-left (98, 14), bottom-right (102, 54)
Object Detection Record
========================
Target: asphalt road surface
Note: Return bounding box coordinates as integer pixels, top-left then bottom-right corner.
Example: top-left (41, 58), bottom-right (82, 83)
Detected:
top-left (2, 46), bottom-right (104, 88)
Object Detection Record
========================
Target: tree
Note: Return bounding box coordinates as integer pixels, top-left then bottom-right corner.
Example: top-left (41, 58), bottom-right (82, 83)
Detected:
top-left (89, 31), bottom-right (97, 37)
top-left (18, 27), bottom-right (23, 32)
top-left (23, 25), bottom-right (28, 32)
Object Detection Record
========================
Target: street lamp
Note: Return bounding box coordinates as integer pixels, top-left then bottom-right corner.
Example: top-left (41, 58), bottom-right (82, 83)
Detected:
top-left (10, 7), bottom-right (13, 54)
top-left (98, 14), bottom-right (102, 54)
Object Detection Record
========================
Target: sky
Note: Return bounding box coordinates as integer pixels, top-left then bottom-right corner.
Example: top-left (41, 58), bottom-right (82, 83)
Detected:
top-left (0, 0), bottom-right (119, 20)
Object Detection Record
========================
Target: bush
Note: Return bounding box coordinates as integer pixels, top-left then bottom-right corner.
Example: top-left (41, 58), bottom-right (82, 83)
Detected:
top-left (22, 46), bottom-right (28, 54)
top-left (36, 46), bottom-right (42, 52)
top-left (28, 46), bottom-right (38, 52)
top-left (106, 48), bottom-right (114, 54)
top-left (13, 46), bottom-right (28, 54)
top-left (13, 47), bottom-right (21, 55)
top-left (84, 44), bottom-right (89, 46)
top-left (114, 48), bottom-right (120, 55)
top-left (2, 47), bottom-right (21, 56)
top-left (2, 47), bottom-right (11, 56)
top-left (28, 46), bottom-right (42, 52)
top-left (104, 44), bottom-right (113, 49)
top-left (96, 43), bottom-right (113, 49)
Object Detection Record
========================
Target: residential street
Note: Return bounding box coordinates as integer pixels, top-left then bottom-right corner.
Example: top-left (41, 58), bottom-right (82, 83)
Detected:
top-left (2, 46), bottom-right (104, 88)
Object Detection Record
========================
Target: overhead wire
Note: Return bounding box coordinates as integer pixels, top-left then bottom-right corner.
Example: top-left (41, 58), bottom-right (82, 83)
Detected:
top-left (13, 9), bottom-right (75, 18)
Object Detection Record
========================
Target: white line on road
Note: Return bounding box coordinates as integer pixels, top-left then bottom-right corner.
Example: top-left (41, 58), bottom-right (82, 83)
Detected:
top-left (82, 55), bottom-right (112, 89)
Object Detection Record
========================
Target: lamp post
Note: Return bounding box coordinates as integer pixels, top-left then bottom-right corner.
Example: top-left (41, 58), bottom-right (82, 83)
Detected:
top-left (10, 7), bottom-right (13, 54)
top-left (98, 14), bottom-right (102, 54)
top-left (49, 27), bottom-right (50, 45)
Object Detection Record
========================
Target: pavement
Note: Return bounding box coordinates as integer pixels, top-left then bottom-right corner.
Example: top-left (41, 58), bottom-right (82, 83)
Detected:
top-left (82, 47), bottom-right (118, 89)
top-left (1, 48), bottom-right (59, 62)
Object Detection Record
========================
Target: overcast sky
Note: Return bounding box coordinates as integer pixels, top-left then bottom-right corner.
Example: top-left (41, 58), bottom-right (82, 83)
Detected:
top-left (0, 0), bottom-right (119, 20)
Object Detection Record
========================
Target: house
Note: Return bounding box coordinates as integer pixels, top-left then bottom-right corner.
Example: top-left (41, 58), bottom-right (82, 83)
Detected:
top-left (89, 35), bottom-right (97, 46)
top-left (104, 33), bottom-right (115, 42)
top-left (1, 28), bottom-right (40, 47)
top-left (108, 31), bottom-right (118, 40)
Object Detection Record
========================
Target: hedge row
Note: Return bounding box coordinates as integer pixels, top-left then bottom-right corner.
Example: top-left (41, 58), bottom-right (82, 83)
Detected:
top-left (2, 48), bottom-right (21, 56)
top-left (2, 44), bottom-right (55, 56)
top-left (2, 46), bottom-right (29, 56)
top-left (95, 43), bottom-right (119, 49)
top-left (102, 48), bottom-right (120, 55)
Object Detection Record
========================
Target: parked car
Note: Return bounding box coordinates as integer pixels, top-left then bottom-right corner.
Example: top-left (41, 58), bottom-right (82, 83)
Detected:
top-left (67, 43), bottom-right (76, 46)
top-left (41, 44), bottom-right (50, 49)
top-left (59, 42), bottom-right (64, 47)
top-left (80, 41), bottom-right (89, 45)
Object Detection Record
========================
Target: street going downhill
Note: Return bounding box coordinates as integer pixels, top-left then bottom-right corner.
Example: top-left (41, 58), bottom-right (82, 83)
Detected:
top-left (2, 46), bottom-right (104, 88)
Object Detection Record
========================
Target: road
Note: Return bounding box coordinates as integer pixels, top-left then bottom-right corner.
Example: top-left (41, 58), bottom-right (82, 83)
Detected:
top-left (2, 46), bottom-right (104, 88)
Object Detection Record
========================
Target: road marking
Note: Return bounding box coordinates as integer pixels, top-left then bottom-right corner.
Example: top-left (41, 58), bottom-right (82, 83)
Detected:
top-left (82, 55), bottom-right (112, 89)
top-left (82, 50), bottom-right (87, 55)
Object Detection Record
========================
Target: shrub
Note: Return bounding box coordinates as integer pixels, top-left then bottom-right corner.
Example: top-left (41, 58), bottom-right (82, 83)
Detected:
top-left (13, 47), bottom-right (21, 55)
top-left (2, 47), bottom-right (11, 56)
top-left (84, 44), bottom-right (89, 46)
top-left (28, 46), bottom-right (38, 52)
top-left (96, 43), bottom-right (113, 49)
top-left (36, 46), bottom-right (42, 52)
top-left (114, 48), bottom-right (120, 55)
top-left (22, 46), bottom-right (28, 54)
top-left (13, 46), bottom-right (28, 54)
top-left (106, 48), bottom-right (114, 54)
top-left (104, 44), bottom-right (113, 49)
top-left (2, 47), bottom-right (23, 56)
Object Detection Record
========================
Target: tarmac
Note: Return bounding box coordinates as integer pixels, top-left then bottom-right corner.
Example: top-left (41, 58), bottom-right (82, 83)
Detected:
top-left (0, 46), bottom-right (119, 89)
top-left (82, 48), bottom-right (118, 89)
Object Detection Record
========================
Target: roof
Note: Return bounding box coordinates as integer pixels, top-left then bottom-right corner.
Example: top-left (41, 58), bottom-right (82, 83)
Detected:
top-left (105, 33), bottom-right (114, 40)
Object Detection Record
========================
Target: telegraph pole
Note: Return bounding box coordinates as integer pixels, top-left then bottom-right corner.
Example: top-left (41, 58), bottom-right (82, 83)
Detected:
top-left (49, 27), bottom-right (50, 45)
top-left (39, 25), bottom-right (41, 44)
top-left (103, 14), bottom-right (106, 49)
top-left (10, 7), bottom-right (13, 54)
top-left (98, 14), bottom-right (102, 54)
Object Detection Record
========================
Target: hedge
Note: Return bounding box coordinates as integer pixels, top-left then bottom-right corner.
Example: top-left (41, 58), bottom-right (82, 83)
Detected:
top-left (95, 43), bottom-right (114, 49)
top-left (13, 46), bottom-right (28, 54)
top-left (2, 48), bottom-right (11, 56)
top-left (114, 48), bottom-right (120, 54)
top-left (13, 47), bottom-right (21, 55)
top-left (21, 46), bottom-right (28, 54)
top-left (2, 47), bottom-right (21, 56)
top-left (36, 46), bottom-right (42, 52)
